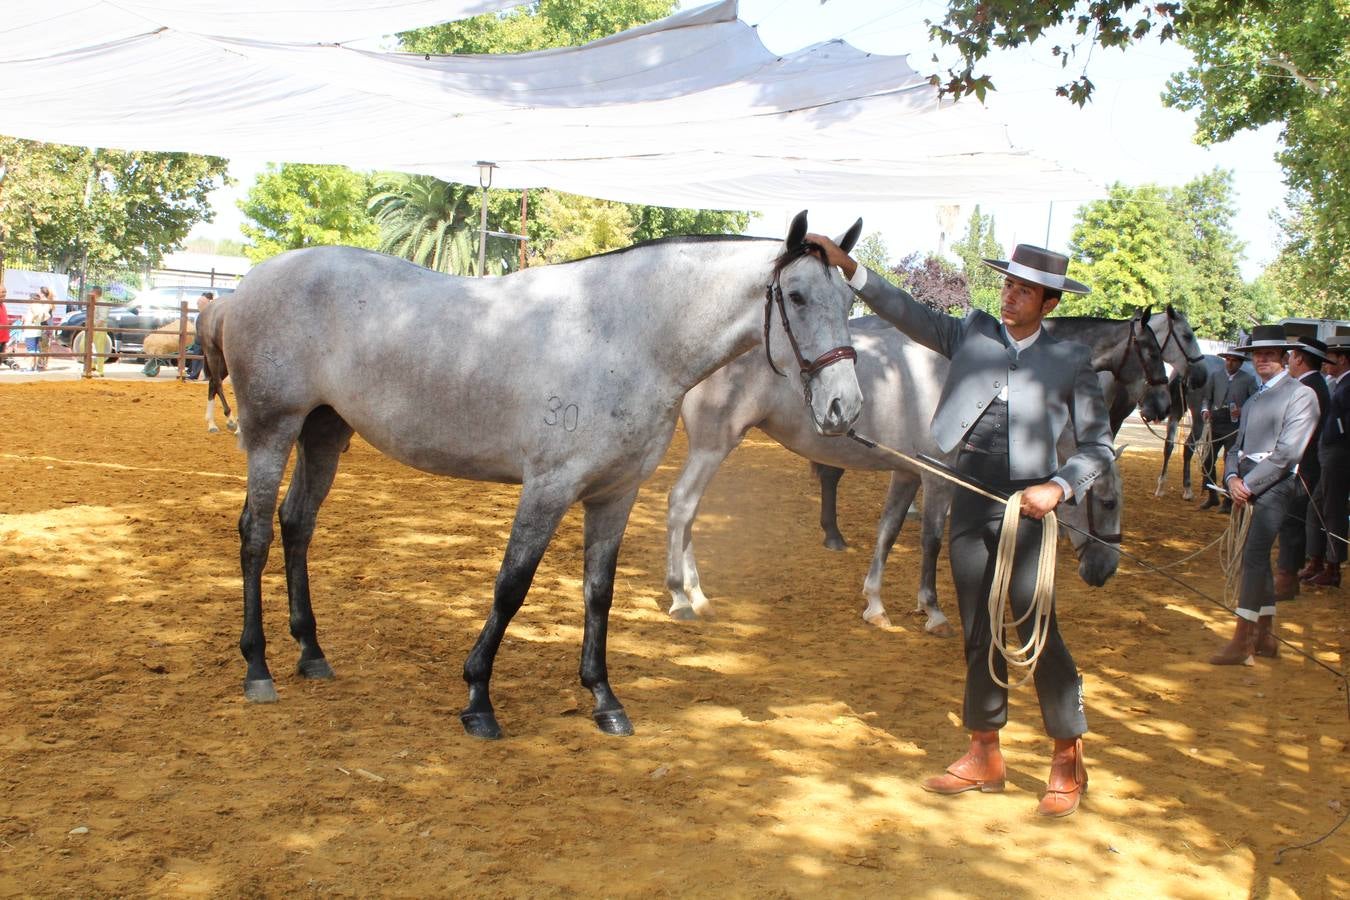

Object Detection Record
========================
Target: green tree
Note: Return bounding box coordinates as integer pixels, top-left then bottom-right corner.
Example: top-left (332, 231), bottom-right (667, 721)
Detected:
top-left (398, 1), bottom-right (748, 259)
top-left (238, 163), bottom-right (380, 262)
top-left (950, 205), bottom-right (1004, 315)
top-left (369, 173), bottom-right (480, 274)
top-left (532, 191), bottom-right (634, 263)
top-left (0, 138), bottom-right (228, 273)
top-left (1063, 182), bottom-right (1179, 319)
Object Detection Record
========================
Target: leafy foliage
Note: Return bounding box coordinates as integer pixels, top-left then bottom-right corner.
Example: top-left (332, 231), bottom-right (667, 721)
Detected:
top-left (950, 206), bottom-right (1004, 314)
top-left (238, 164), bottom-right (380, 262)
top-left (892, 252), bottom-right (971, 316)
top-left (0, 138), bottom-right (228, 273)
top-left (369, 173), bottom-right (480, 274)
top-left (532, 192), bottom-right (634, 263)
top-left (399, 0), bottom-right (678, 54)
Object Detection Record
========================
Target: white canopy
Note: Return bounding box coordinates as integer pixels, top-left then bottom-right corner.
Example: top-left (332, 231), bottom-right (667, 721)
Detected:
top-left (0, 1), bottom-right (1102, 209)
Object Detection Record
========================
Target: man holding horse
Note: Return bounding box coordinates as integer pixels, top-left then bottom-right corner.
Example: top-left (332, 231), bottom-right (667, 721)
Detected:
top-left (806, 236), bottom-right (1113, 818)
top-left (1199, 349), bottom-right (1257, 512)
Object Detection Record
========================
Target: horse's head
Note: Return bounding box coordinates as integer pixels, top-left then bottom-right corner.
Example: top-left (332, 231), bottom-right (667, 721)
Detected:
top-left (766, 210), bottom-right (864, 436)
top-left (1157, 305), bottom-right (1208, 392)
top-left (1071, 445), bottom-right (1124, 587)
top-left (1133, 307), bottom-right (1171, 424)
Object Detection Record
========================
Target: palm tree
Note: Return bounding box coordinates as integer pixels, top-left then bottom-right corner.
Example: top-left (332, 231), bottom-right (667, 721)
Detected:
top-left (368, 173), bottom-right (479, 274)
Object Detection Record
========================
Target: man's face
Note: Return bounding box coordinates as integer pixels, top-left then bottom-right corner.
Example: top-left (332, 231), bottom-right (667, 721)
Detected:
top-left (1000, 276), bottom-right (1056, 332)
top-left (1251, 348), bottom-right (1286, 380)
top-left (1224, 355), bottom-right (1242, 375)
top-left (1327, 351), bottom-right (1350, 378)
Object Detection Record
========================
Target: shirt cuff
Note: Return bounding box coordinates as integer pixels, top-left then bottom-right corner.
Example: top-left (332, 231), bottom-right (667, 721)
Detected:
top-left (845, 265), bottom-right (868, 291)
top-left (1050, 476), bottom-right (1073, 502)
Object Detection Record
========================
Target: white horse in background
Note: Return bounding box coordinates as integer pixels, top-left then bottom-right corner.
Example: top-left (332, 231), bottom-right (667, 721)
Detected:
top-left (200, 212), bottom-right (865, 740)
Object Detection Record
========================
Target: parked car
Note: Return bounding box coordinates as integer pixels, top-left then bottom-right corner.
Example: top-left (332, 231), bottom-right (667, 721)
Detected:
top-left (59, 285), bottom-right (235, 352)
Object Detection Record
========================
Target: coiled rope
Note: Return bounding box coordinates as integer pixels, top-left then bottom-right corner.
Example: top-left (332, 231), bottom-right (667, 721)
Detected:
top-left (1218, 499), bottom-right (1255, 609)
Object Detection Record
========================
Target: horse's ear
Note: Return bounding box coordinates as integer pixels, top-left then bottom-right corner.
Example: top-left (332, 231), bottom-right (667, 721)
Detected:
top-left (1166, 303), bottom-right (1177, 317)
top-left (786, 210), bottom-right (808, 248)
top-left (1140, 305), bottom-right (1152, 321)
top-left (836, 218), bottom-right (863, 255)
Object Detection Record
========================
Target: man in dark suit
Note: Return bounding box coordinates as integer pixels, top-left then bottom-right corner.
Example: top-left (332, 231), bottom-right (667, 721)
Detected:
top-left (806, 236), bottom-right (1113, 818)
top-left (1275, 336), bottom-right (1331, 602)
top-left (1302, 335), bottom-right (1350, 588)
top-left (1200, 349), bottom-right (1258, 512)
top-left (1214, 326), bottom-right (1319, 663)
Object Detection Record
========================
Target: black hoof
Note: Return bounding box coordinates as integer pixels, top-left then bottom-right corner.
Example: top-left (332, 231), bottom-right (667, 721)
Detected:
top-left (243, 678), bottom-right (278, 703)
top-left (593, 708), bottom-right (634, 736)
top-left (823, 535), bottom-right (848, 552)
top-left (460, 710), bottom-right (502, 740)
top-left (669, 605), bottom-right (698, 622)
top-left (297, 657), bottom-right (335, 680)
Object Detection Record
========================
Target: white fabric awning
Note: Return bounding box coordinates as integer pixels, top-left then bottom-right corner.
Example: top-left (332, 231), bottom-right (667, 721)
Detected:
top-left (0, 1), bottom-right (1103, 209)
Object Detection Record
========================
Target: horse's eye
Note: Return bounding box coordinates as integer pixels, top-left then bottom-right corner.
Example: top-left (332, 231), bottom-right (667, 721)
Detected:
top-left (788, 291), bottom-right (806, 306)
top-left (1102, 500), bottom-right (1117, 511)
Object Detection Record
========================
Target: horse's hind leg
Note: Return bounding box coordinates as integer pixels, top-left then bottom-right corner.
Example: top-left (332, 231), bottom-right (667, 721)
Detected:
top-left (461, 481), bottom-right (571, 740)
top-left (1155, 417), bottom-right (1177, 497)
top-left (580, 487), bottom-right (641, 736)
top-left (666, 431), bottom-right (742, 621)
top-left (279, 406), bottom-right (353, 682)
top-left (238, 413), bottom-right (307, 703)
top-left (859, 471), bottom-right (919, 628)
top-left (815, 463), bottom-right (848, 551)
top-left (916, 476), bottom-right (953, 637)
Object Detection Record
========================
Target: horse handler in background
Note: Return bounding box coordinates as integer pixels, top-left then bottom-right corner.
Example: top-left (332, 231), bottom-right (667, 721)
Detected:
top-left (807, 235), bottom-right (1113, 818)
top-left (1212, 326), bottom-right (1319, 664)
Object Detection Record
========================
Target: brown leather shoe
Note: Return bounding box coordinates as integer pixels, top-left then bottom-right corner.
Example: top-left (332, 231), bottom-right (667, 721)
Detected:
top-left (922, 731), bottom-right (1005, 795)
top-left (1274, 569), bottom-right (1300, 602)
top-left (1298, 557), bottom-right (1326, 583)
top-left (1307, 562), bottom-right (1341, 588)
top-left (1037, 737), bottom-right (1087, 818)
top-left (1210, 617), bottom-right (1256, 666)
top-left (1255, 615), bottom-right (1279, 658)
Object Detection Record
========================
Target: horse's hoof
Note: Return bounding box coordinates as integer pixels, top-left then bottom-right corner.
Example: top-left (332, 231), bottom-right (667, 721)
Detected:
top-left (297, 658), bottom-right (335, 680)
top-left (460, 710), bottom-right (502, 740)
top-left (593, 708), bottom-right (634, 736)
top-left (863, 612), bottom-right (892, 628)
top-left (1182, 489), bottom-right (1194, 501)
top-left (227, 421), bottom-right (239, 434)
top-left (208, 425), bottom-right (220, 434)
top-left (823, 535), bottom-right (847, 552)
top-left (926, 621), bottom-right (956, 638)
top-left (243, 678), bottom-right (279, 703)
top-left (668, 605), bottom-right (698, 622)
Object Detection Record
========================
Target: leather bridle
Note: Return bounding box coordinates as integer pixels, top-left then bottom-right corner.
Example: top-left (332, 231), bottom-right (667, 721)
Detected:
top-left (1160, 312), bottom-right (1205, 368)
top-left (1084, 481), bottom-right (1122, 545)
top-left (1110, 313), bottom-right (1169, 388)
top-left (763, 280), bottom-right (856, 405)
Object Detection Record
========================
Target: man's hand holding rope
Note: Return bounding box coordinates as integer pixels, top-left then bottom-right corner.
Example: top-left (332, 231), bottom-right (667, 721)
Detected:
top-left (1019, 481), bottom-right (1064, 520)
top-left (1225, 474), bottom-right (1254, 507)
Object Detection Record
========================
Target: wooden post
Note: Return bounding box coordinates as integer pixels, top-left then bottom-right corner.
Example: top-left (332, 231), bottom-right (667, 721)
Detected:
top-left (519, 189), bottom-right (529, 270)
top-left (82, 286), bottom-right (95, 378)
top-left (176, 300), bottom-right (188, 379)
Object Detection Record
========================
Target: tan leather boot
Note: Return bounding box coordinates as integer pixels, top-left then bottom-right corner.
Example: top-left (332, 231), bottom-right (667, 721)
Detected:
top-left (1274, 569), bottom-right (1300, 602)
top-left (1255, 615), bottom-right (1279, 658)
top-left (1298, 557), bottom-right (1325, 583)
top-left (1308, 562), bottom-right (1341, 588)
top-left (1037, 736), bottom-right (1087, 817)
top-left (921, 730), bottom-right (1005, 795)
top-left (1210, 617), bottom-right (1256, 666)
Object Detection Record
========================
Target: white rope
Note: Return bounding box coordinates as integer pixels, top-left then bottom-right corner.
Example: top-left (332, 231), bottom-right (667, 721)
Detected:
top-left (986, 492), bottom-right (1058, 689)
top-left (1219, 500), bottom-right (1255, 609)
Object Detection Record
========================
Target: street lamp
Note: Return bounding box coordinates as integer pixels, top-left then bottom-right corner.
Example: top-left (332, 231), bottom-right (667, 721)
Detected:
top-left (476, 161), bottom-right (496, 277)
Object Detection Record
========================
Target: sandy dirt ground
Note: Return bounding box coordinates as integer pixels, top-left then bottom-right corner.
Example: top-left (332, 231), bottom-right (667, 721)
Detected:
top-left (0, 379), bottom-right (1345, 898)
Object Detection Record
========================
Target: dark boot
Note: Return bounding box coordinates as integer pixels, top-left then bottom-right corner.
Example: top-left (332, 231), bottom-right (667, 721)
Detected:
top-left (1298, 557), bottom-right (1325, 583)
top-left (921, 730), bottom-right (1005, 795)
top-left (1274, 569), bottom-right (1300, 602)
top-left (1218, 497), bottom-right (1233, 514)
top-left (1308, 561), bottom-right (1341, 588)
top-left (1209, 617), bottom-right (1256, 666)
top-left (1199, 490), bottom-right (1219, 510)
top-left (1255, 615), bottom-right (1279, 658)
top-left (1037, 736), bottom-right (1087, 818)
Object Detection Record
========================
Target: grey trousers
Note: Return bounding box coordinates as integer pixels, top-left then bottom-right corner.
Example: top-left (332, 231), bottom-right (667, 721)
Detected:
top-left (1236, 476), bottom-right (1295, 621)
top-left (1277, 476), bottom-right (1314, 572)
top-left (1203, 413), bottom-right (1239, 494)
top-left (948, 453), bottom-right (1088, 740)
top-left (1306, 443), bottom-right (1349, 564)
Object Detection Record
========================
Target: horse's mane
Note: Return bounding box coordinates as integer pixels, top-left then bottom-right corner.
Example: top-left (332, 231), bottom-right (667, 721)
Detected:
top-left (771, 241), bottom-right (829, 282)
top-left (566, 233), bottom-right (774, 265)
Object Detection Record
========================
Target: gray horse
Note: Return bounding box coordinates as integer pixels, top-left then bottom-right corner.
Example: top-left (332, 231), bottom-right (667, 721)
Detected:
top-left (201, 211), bottom-right (864, 740)
top-left (667, 313), bottom-right (1128, 633)
top-left (1153, 354), bottom-right (1234, 500)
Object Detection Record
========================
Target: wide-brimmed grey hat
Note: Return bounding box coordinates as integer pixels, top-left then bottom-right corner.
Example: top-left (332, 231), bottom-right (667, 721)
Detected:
top-left (1291, 335), bottom-right (1331, 362)
top-left (1217, 347), bottom-right (1247, 359)
top-left (981, 244), bottom-right (1090, 295)
top-left (1232, 324), bottom-right (1299, 353)
top-left (1324, 335), bottom-right (1350, 355)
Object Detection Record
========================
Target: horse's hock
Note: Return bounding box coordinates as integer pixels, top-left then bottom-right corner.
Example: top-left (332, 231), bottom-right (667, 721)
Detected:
top-left (0, 379), bottom-right (1344, 897)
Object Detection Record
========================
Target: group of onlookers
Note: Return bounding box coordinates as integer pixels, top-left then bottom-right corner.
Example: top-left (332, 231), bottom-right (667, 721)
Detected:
top-left (0, 284), bottom-right (58, 370)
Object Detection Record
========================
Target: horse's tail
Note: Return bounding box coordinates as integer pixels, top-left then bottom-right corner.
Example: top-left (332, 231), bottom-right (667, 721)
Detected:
top-left (196, 302), bottom-right (235, 433)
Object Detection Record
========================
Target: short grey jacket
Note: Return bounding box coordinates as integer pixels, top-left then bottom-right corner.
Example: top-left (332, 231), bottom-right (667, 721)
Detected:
top-left (856, 270), bottom-right (1114, 491)
top-left (1203, 368), bottom-right (1257, 414)
top-left (1224, 374), bottom-right (1319, 496)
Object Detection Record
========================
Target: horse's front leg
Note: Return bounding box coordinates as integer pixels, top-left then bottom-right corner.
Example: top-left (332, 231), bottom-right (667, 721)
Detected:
top-left (1182, 431), bottom-right (1197, 501)
top-left (665, 438), bottom-right (739, 621)
top-left (814, 462), bottom-right (849, 550)
top-left (1155, 417), bottom-right (1178, 497)
top-left (859, 471), bottom-right (919, 628)
top-left (461, 483), bottom-right (570, 740)
top-left (916, 476), bottom-right (954, 637)
top-left (581, 487), bottom-right (641, 736)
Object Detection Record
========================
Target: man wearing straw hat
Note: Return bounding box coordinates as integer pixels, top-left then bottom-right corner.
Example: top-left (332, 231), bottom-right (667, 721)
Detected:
top-left (1300, 334), bottom-right (1350, 588)
top-left (1199, 348), bottom-right (1258, 512)
top-left (806, 236), bottom-right (1113, 818)
top-left (1274, 336), bottom-right (1332, 603)
top-left (1211, 325), bottom-right (1319, 665)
